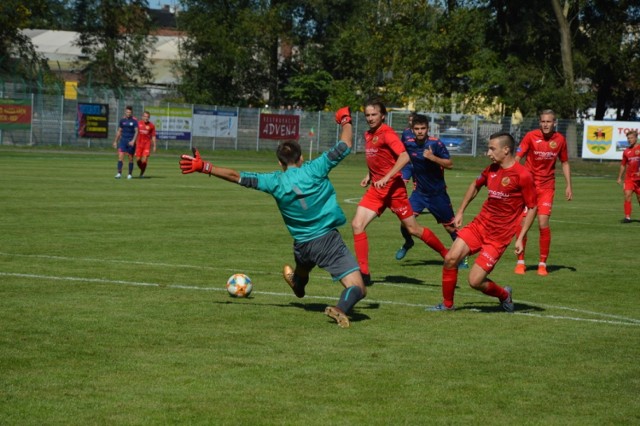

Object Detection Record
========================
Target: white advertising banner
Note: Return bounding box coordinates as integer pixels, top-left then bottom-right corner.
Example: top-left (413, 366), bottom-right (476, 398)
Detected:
top-left (582, 120), bottom-right (640, 160)
top-left (192, 108), bottom-right (238, 138)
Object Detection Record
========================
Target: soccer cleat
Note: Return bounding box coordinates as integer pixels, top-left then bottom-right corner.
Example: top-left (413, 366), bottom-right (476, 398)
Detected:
top-left (537, 264), bottom-right (548, 276)
top-left (324, 306), bottom-right (350, 328)
top-left (501, 286), bottom-right (514, 313)
top-left (282, 264), bottom-right (305, 298)
top-left (622, 217), bottom-right (632, 223)
top-left (115, 173), bottom-right (121, 179)
top-left (127, 174), bottom-right (133, 180)
top-left (395, 245), bottom-right (412, 260)
top-left (514, 263), bottom-right (526, 275)
top-left (426, 302), bottom-right (455, 311)
top-left (458, 256), bottom-right (469, 269)
top-left (361, 273), bottom-right (372, 287)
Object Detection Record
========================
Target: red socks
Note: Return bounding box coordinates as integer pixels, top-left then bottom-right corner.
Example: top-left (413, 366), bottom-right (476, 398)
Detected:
top-left (539, 227), bottom-right (551, 264)
top-left (420, 228), bottom-right (448, 258)
top-left (353, 232), bottom-right (369, 275)
top-left (442, 267), bottom-right (457, 308)
top-left (482, 279), bottom-right (508, 301)
top-left (624, 200), bottom-right (631, 217)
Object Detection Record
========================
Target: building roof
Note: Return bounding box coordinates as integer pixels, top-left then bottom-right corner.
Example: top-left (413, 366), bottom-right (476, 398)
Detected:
top-left (22, 29), bottom-right (183, 85)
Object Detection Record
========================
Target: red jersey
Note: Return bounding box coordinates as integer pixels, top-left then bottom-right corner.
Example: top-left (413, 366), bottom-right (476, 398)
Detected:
top-left (472, 162), bottom-right (537, 243)
top-left (364, 123), bottom-right (407, 183)
top-left (517, 129), bottom-right (568, 189)
top-left (138, 120), bottom-right (156, 145)
top-left (621, 144), bottom-right (640, 182)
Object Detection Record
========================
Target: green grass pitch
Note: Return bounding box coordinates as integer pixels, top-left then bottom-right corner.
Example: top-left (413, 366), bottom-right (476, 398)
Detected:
top-left (0, 147), bottom-right (638, 424)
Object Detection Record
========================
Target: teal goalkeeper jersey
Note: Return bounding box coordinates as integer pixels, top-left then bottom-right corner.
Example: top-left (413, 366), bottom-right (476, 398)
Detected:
top-left (238, 141), bottom-right (351, 243)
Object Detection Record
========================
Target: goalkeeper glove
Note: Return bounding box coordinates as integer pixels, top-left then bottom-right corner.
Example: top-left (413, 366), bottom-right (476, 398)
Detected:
top-left (179, 148), bottom-right (214, 175)
top-left (335, 106), bottom-right (352, 125)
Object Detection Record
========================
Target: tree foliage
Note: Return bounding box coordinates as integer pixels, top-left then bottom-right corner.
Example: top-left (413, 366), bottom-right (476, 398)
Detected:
top-left (9, 0), bottom-right (639, 119)
top-left (73, 0), bottom-right (155, 93)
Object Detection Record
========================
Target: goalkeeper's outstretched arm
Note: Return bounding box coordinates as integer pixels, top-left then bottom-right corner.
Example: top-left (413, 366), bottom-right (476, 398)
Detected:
top-left (179, 148), bottom-right (241, 183)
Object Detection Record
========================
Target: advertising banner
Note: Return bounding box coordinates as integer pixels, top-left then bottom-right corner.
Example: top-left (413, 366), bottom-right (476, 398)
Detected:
top-left (0, 99), bottom-right (32, 130)
top-left (259, 113), bottom-right (300, 140)
top-left (77, 103), bottom-right (109, 138)
top-left (582, 120), bottom-right (640, 160)
top-left (147, 106), bottom-right (193, 140)
top-left (193, 109), bottom-right (238, 138)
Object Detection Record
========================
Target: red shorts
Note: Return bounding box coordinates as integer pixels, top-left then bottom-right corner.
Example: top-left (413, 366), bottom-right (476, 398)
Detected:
top-left (135, 141), bottom-right (151, 157)
top-left (623, 180), bottom-right (640, 194)
top-left (535, 187), bottom-right (555, 216)
top-left (359, 178), bottom-right (414, 220)
top-left (457, 220), bottom-right (510, 273)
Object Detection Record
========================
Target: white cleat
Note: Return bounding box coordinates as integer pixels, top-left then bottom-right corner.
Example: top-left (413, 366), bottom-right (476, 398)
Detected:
top-left (127, 174), bottom-right (133, 180)
top-left (115, 173), bottom-right (121, 179)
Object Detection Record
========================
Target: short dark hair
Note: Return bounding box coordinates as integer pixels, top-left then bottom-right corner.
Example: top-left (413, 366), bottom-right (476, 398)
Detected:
top-left (364, 98), bottom-right (387, 117)
top-left (489, 131), bottom-right (516, 154)
top-left (125, 105), bottom-right (133, 111)
top-left (412, 114), bottom-right (429, 128)
top-left (277, 141), bottom-right (302, 165)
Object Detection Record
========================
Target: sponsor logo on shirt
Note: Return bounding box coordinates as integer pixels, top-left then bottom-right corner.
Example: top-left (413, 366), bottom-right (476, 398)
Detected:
top-left (487, 189), bottom-right (510, 199)
top-left (533, 150), bottom-right (558, 159)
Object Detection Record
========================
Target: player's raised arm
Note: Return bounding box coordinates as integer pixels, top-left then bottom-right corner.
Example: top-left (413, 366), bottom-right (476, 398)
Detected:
top-left (179, 148), bottom-right (241, 183)
top-left (335, 106), bottom-right (353, 149)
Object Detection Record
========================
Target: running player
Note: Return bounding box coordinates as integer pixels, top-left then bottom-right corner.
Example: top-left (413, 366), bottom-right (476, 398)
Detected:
top-left (351, 100), bottom-right (448, 286)
top-left (112, 106), bottom-right (138, 180)
top-left (394, 114), bottom-right (466, 267)
top-left (428, 132), bottom-right (537, 312)
top-left (136, 111), bottom-right (157, 178)
top-left (616, 129), bottom-right (640, 223)
top-left (514, 109), bottom-right (572, 276)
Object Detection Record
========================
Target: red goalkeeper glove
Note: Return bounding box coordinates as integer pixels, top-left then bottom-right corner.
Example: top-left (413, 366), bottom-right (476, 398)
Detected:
top-left (179, 147), bottom-right (214, 175)
top-left (335, 106), bottom-right (352, 125)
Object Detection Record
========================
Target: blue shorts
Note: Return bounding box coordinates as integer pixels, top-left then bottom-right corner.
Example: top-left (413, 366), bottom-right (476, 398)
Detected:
top-left (293, 229), bottom-right (360, 281)
top-left (118, 140), bottom-right (135, 155)
top-left (409, 190), bottom-right (455, 225)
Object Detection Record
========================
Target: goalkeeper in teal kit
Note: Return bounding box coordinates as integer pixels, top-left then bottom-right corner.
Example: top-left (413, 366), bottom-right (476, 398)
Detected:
top-left (179, 107), bottom-right (366, 328)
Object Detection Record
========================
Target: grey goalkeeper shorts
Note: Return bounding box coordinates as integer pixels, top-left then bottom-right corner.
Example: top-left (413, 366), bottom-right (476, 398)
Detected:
top-left (293, 229), bottom-right (360, 281)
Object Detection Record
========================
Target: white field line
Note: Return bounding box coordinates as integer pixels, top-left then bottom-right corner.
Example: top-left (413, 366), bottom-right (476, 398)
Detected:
top-left (1, 268), bottom-right (638, 327)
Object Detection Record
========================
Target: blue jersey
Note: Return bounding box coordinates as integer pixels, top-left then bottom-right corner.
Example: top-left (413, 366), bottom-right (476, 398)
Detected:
top-left (405, 136), bottom-right (450, 194)
top-left (238, 141), bottom-right (350, 243)
top-left (119, 116), bottom-right (138, 143)
top-left (400, 128), bottom-right (415, 180)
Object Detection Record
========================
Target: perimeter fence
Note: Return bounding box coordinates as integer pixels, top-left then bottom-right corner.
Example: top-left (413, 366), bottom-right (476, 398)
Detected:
top-left (0, 85), bottom-right (585, 157)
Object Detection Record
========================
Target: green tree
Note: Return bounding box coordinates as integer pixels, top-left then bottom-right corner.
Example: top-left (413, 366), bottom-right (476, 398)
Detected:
top-left (0, 0), bottom-right (51, 79)
top-left (73, 0), bottom-right (155, 93)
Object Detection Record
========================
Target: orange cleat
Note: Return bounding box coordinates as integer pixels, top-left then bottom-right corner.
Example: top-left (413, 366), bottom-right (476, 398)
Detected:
top-left (514, 264), bottom-right (526, 275)
top-left (537, 264), bottom-right (548, 276)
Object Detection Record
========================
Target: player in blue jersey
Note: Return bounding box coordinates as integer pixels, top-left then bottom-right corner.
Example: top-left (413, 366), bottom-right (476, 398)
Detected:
top-left (112, 105), bottom-right (139, 179)
top-left (179, 107), bottom-right (365, 328)
top-left (400, 113), bottom-right (416, 187)
top-left (394, 114), bottom-right (467, 267)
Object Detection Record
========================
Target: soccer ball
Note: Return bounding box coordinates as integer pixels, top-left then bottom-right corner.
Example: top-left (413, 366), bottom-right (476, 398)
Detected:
top-left (226, 273), bottom-right (253, 298)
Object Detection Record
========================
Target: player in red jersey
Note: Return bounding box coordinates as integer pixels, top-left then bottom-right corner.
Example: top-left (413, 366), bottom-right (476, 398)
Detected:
top-left (351, 99), bottom-right (448, 286)
top-left (427, 132), bottom-right (537, 312)
top-left (513, 110), bottom-right (572, 276)
top-left (135, 111), bottom-right (157, 178)
top-left (617, 129), bottom-right (640, 223)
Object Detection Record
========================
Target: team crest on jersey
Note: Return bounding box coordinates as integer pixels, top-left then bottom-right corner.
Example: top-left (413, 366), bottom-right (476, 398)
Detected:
top-left (635, 149), bottom-right (640, 156)
top-left (550, 141), bottom-right (557, 149)
top-left (501, 177), bottom-right (511, 186)
top-left (372, 136), bottom-right (379, 144)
